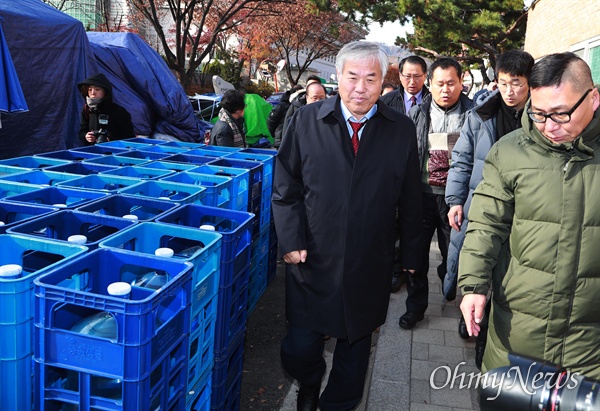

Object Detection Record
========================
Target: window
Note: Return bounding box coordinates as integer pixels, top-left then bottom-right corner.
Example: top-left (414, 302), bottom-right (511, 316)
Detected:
top-left (570, 36), bottom-right (600, 85)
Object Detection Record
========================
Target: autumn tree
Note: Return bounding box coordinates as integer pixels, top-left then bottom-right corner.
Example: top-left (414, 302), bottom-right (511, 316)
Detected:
top-left (125, 0), bottom-right (288, 92)
top-left (259, 0), bottom-right (366, 86)
top-left (316, 0), bottom-right (529, 84)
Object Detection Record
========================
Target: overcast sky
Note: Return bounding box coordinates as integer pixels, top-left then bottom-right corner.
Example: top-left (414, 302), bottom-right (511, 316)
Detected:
top-left (365, 20), bottom-right (413, 46)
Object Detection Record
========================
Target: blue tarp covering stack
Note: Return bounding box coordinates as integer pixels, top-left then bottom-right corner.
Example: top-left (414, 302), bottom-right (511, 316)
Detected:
top-left (0, 0), bottom-right (96, 158)
top-left (86, 32), bottom-right (201, 143)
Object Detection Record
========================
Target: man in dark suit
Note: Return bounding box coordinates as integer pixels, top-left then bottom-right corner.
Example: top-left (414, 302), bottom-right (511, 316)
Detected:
top-left (272, 41), bottom-right (423, 411)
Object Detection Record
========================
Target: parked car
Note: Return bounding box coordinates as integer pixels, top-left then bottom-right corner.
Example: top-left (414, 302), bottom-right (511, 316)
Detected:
top-left (189, 93), bottom-right (222, 121)
top-left (266, 92), bottom-right (286, 107)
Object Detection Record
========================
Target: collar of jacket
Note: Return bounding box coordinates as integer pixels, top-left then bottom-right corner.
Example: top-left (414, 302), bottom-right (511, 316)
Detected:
top-left (316, 95), bottom-right (400, 124)
top-left (476, 90), bottom-right (525, 122)
top-left (523, 89), bottom-right (600, 157)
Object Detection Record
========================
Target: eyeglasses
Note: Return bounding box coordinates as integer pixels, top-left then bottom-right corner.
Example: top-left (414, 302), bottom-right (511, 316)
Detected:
top-left (497, 81), bottom-right (526, 91)
top-left (400, 73), bottom-right (425, 81)
top-left (527, 88), bottom-right (592, 124)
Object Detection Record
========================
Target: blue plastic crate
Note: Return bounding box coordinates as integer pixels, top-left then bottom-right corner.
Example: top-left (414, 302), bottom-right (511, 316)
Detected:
top-left (188, 369), bottom-right (212, 411)
top-left (247, 254), bottom-right (268, 315)
top-left (75, 194), bottom-right (180, 222)
top-left (208, 158), bottom-right (263, 205)
top-left (34, 337), bottom-right (189, 411)
top-left (155, 204), bottom-right (254, 288)
top-left (45, 161), bottom-right (118, 175)
top-left (0, 181), bottom-right (42, 200)
top-left (186, 148), bottom-right (230, 159)
top-left (82, 154), bottom-right (149, 167)
top-left (162, 140), bottom-right (203, 150)
top-left (99, 165), bottom-right (175, 180)
top-left (33, 248), bottom-right (192, 376)
top-left (161, 171), bottom-right (233, 209)
top-left (0, 202), bottom-right (59, 234)
top-left (0, 156), bottom-right (71, 169)
top-left (267, 245), bottom-right (278, 284)
top-left (211, 330), bottom-right (245, 411)
top-left (140, 160), bottom-right (200, 173)
top-left (0, 235), bottom-right (87, 411)
top-left (163, 153), bottom-right (215, 167)
top-left (1, 186), bottom-right (110, 209)
top-left (214, 269), bottom-right (249, 353)
top-left (70, 144), bottom-right (131, 156)
top-left (198, 145), bottom-right (241, 154)
top-left (33, 149), bottom-right (103, 162)
top-left (0, 169), bottom-right (82, 187)
top-left (260, 185), bottom-right (272, 229)
top-left (120, 180), bottom-right (207, 205)
top-left (0, 164), bottom-right (30, 178)
top-left (56, 174), bottom-right (142, 193)
top-left (191, 165), bottom-right (249, 211)
top-left (122, 137), bottom-right (168, 145)
top-left (7, 210), bottom-right (136, 249)
top-left (98, 140), bottom-right (154, 150)
top-left (136, 144), bottom-right (190, 155)
top-left (251, 228), bottom-right (269, 266)
top-left (231, 150), bottom-right (275, 188)
top-left (118, 149), bottom-right (173, 162)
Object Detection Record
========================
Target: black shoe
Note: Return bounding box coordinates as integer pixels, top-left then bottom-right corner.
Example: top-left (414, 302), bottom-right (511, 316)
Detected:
top-left (458, 315), bottom-right (470, 340)
top-left (391, 271), bottom-right (405, 293)
top-left (297, 383), bottom-right (320, 411)
top-left (399, 311), bottom-right (424, 330)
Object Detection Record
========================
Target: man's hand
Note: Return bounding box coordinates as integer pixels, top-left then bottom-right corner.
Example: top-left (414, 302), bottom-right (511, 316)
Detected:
top-left (85, 131), bottom-right (97, 144)
top-left (460, 294), bottom-right (487, 337)
top-left (283, 250), bottom-right (307, 264)
top-left (448, 205), bottom-right (463, 231)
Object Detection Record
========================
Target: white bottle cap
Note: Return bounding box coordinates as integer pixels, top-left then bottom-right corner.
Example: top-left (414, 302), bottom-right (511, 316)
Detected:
top-left (0, 264), bottom-right (23, 278)
top-left (0, 221), bottom-right (5, 226)
top-left (53, 203), bottom-right (68, 208)
top-left (67, 234), bottom-right (87, 244)
top-left (107, 282), bottom-right (132, 296)
top-left (122, 214), bottom-right (139, 221)
top-left (199, 224), bottom-right (216, 231)
top-left (154, 247), bottom-right (174, 258)
top-left (158, 196), bottom-right (171, 200)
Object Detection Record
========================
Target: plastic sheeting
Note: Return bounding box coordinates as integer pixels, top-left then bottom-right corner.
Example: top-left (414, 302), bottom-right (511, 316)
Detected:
top-left (244, 94), bottom-right (273, 146)
top-left (0, 0), bottom-right (97, 158)
top-left (87, 32), bottom-right (201, 143)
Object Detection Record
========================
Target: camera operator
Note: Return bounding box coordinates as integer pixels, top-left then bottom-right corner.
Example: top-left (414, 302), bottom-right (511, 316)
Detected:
top-left (78, 73), bottom-right (135, 145)
top-left (458, 52), bottom-right (600, 379)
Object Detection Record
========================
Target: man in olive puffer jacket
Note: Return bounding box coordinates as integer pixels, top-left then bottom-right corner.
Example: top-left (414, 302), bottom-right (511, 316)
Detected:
top-left (459, 52), bottom-right (600, 379)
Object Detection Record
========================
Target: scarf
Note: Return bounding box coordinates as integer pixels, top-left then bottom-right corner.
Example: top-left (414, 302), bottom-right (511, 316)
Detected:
top-left (86, 97), bottom-right (103, 110)
top-left (218, 108), bottom-right (246, 148)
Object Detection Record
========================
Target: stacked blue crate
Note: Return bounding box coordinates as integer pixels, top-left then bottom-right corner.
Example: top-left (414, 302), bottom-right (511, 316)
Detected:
top-left (155, 204), bottom-right (254, 411)
top-left (98, 222), bottom-right (222, 408)
top-left (96, 140), bottom-right (155, 151)
top-left (0, 180), bottom-right (45, 199)
top-left (56, 173), bottom-right (143, 193)
top-left (0, 202), bottom-right (59, 234)
top-left (6, 210), bottom-right (136, 250)
top-left (119, 179), bottom-right (207, 205)
top-left (191, 165), bottom-right (249, 212)
top-left (99, 165), bottom-right (176, 180)
top-left (75, 194), bottom-right (180, 222)
top-left (0, 169), bottom-right (82, 187)
top-left (45, 161), bottom-right (118, 175)
top-left (163, 153), bottom-right (215, 167)
top-left (161, 171), bottom-right (233, 209)
top-left (82, 153), bottom-right (149, 167)
top-left (140, 160), bottom-right (199, 173)
top-left (121, 136), bottom-right (169, 145)
top-left (0, 235), bottom-right (87, 411)
top-left (70, 144), bottom-right (130, 157)
top-left (1, 186), bottom-right (110, 209)
top-left (0, 155), bottom-right (71, 170)
top-left (34, 149), bottom-right (104, 162)
top-left (0, 164), bottom-right (31, 178)
top-left (33, 248), bottom-right (193, 411)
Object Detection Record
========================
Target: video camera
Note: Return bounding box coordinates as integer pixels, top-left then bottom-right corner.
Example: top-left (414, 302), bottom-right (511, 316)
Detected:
top-left (480, 353), bottom-right (599, 411)
top-left (93, 114), bottom-right (110, 143)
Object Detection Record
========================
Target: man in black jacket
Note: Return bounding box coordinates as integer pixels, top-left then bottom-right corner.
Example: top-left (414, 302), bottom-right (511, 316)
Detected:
top-left (78, 73), bottom-right (135, 145)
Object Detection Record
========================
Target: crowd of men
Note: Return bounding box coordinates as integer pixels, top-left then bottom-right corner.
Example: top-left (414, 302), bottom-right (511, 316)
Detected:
top-left (272, 41), bottom-right (600, 411)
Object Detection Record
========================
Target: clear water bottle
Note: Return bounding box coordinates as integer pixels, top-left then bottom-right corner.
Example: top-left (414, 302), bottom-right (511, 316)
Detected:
top-left (130, 248), bottom-right (172, 290)
top-left (0, 264), bottom-right (23, 280)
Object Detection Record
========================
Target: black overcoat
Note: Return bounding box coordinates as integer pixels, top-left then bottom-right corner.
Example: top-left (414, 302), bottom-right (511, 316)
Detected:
top-left (272, 96), bottom-right (423, 342)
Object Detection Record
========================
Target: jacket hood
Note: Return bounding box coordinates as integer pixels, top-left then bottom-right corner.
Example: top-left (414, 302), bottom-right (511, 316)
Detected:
top-left (522, 86), bottom-right (600, 155)
top-left (78, 73), bottom-right (114, 101)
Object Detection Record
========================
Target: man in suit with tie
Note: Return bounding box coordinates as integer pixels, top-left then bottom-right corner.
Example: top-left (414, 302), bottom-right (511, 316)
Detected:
top-left (381, 55), bottom-right (430, 293)
top-left (272, 41), bottom-right (423, 411)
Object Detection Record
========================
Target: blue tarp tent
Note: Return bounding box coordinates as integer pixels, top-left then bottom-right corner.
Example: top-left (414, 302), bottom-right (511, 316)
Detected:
top-left (86, 32), bottom-right (201, 143)
top-left (0, 0), bottom-right (96, 158)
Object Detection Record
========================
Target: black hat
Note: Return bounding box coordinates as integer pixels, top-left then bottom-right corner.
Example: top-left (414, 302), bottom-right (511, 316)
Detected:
top-left (78, 73), bottom-right (113, 99)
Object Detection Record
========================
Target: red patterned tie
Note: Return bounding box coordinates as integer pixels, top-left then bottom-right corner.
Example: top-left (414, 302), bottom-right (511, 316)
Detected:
top-left (348, 120), bottom-right (365, 156)
top-left (410, 95), bottom-right (417, 107)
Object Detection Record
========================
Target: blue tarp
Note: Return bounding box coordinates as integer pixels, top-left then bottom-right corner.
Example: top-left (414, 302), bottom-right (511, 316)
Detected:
top-left (0, 0), bottom-right (96, 158)
top-left (86, 32), bottom-right (201, 143)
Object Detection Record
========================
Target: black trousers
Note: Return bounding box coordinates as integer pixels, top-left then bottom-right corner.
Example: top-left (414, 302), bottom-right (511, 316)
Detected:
top-left (280, 324), bottom-right (372, 411)
top-left (405, 192), bottom-right (450, 314)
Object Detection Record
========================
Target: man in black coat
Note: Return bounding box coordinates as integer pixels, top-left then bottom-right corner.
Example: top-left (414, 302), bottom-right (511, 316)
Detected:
top-left (78, 73), bottom-right (135, 145)
top-left (272, 41), bottom-right (423, 411)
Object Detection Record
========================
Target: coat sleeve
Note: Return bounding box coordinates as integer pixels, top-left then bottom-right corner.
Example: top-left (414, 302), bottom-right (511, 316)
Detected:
top-left (112, 106), bottom-right (135, 140)
top-left (458, 143), bottom-right (515, 295)
top-left (212, 123), bottom-right (235, 147)
top-left (445, 112), bottom-right (479, 207)
top-left (271, 114), bottom-right (307, 255)
top-left (398, 127), bottom-right (424, 271)
top-left (78, 109), bottom-right (91, 146)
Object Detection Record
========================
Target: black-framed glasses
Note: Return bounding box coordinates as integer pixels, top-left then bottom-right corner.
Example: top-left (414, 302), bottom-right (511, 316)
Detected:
top-left (527, 88), bottom-right (593, 124)
top-left (400, 73), bottom-right (425, 81)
